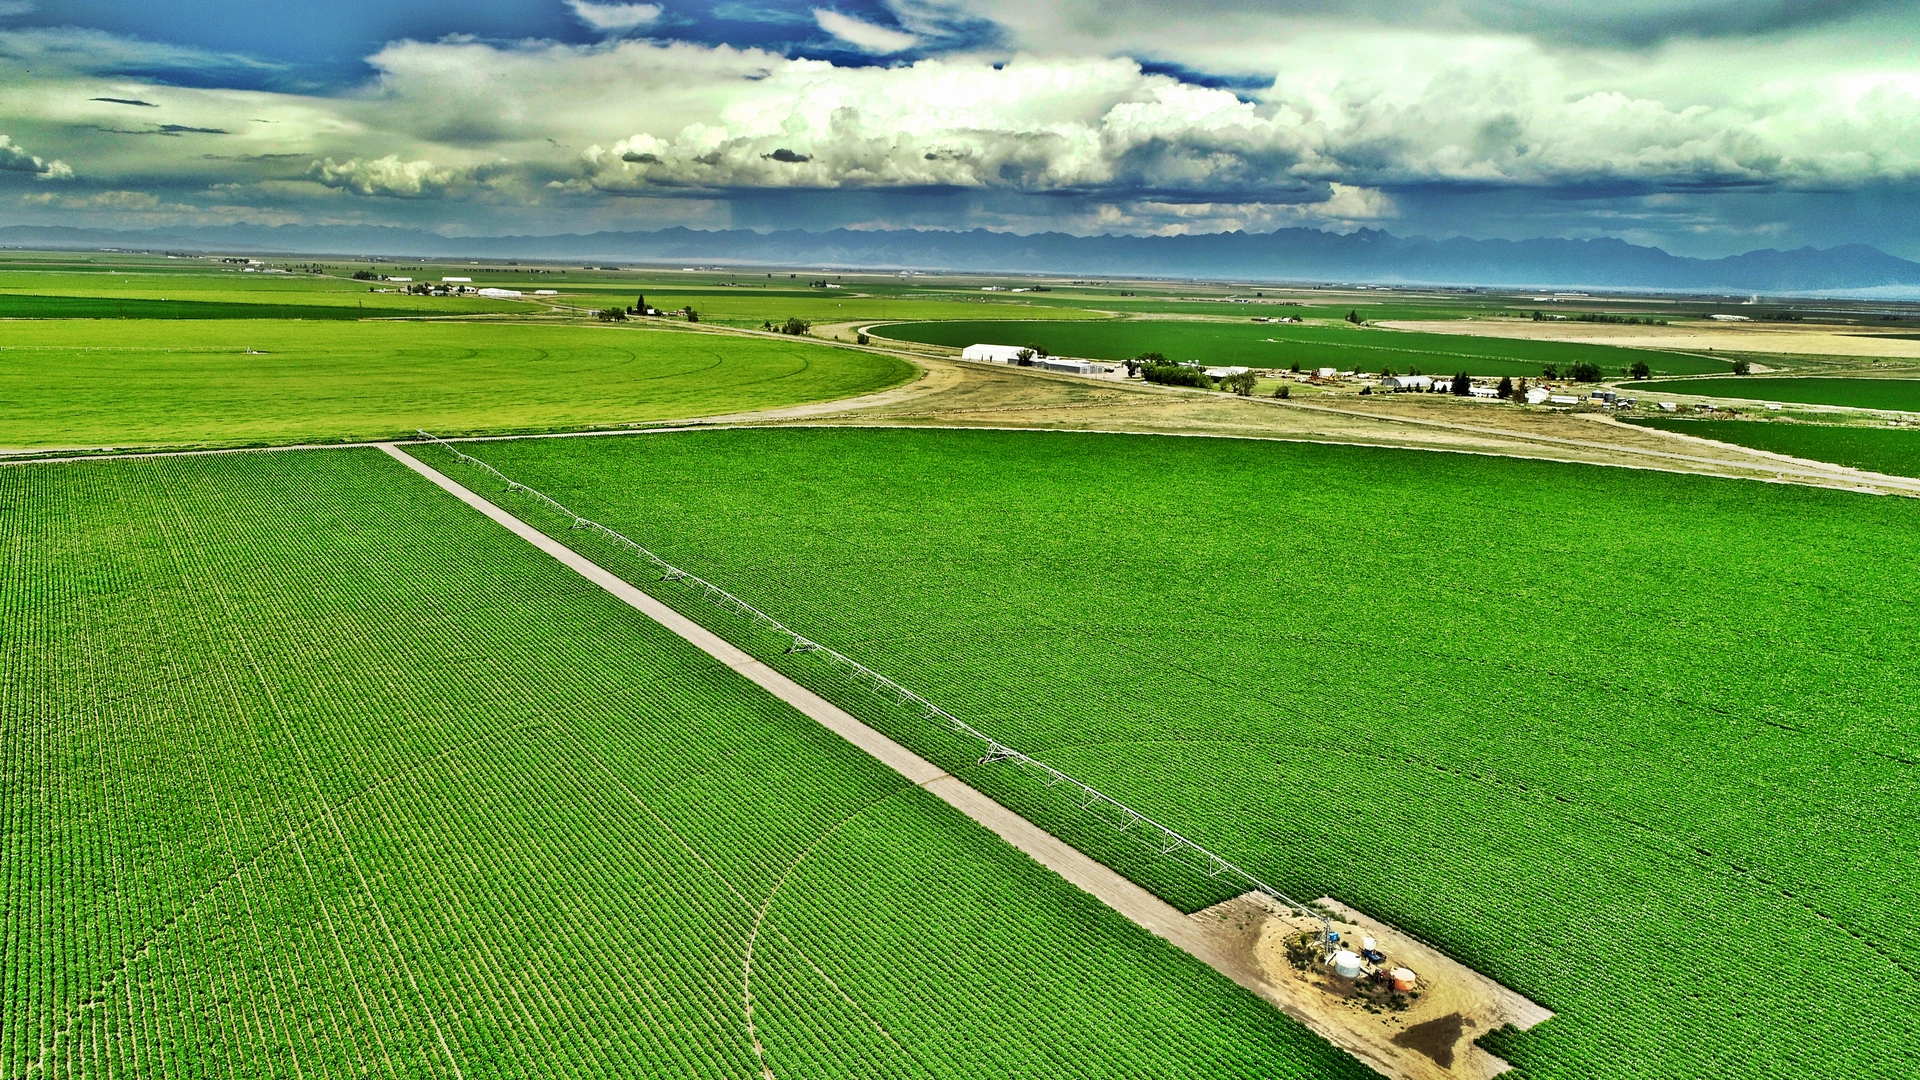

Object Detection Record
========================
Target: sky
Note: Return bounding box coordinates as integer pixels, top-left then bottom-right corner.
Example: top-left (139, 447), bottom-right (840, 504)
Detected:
top-left (0, 0), bottom-right (1916, 257)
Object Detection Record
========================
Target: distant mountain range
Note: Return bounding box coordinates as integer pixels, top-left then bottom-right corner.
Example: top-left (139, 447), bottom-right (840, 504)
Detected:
top-left (4, 221), bottom-right (1918, 295)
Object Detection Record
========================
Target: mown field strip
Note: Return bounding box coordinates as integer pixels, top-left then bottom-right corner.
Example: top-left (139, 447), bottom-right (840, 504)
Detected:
top-left (379, 442), bottom-right (1446, 1078)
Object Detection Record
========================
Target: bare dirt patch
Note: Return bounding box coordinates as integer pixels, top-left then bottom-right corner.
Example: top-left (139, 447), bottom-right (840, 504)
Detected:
top-left (1188, 893), bottom-right (1550, 1080)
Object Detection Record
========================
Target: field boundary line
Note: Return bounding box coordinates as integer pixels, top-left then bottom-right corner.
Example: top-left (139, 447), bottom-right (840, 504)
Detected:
top-left (376, 441), bottom-right (1441, 1073)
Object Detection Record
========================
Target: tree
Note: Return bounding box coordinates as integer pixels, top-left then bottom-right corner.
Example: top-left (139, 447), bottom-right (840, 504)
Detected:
top-left (1141, 362), bottom-right (1214, 389)
top-left (1273, 384), bottom-right (1291, 399)
top-left (351, 269), bottom-right (380, 281)
top-left (1630, 360), bottom-right (1651, 379)
top-left (1345, 309), bottom-right (1363, 325)
top-left (781, 316), bottom-right (810, 335)
top-left (684, 306), bottom-right (699, 322)
top-left (1125, 351), bottom-right (1168, 377)
top-left (856, 332), bottom-right (870, 345)
top-left (1541, 364), bottom-right (1559, 380)
top-left (1515, 378), bottom-right (1529, 402)
top-left (1380, 366), bottom-right (1395, 378)
top-left (1222, 370), bottom-right (1258, 396)
top-left (1015, 348), bottom-right (1036, 367)
top-left (1497, 375), bottom-right (1514, 399)
top-left (1289, 362), bottom-right (1301, 373)
top-left (636, 293), bottom-right (646, 312)
top-left (596, 307), bottom-right (627, 321)
top-left (1452, 371), bottom-right (1472, 396)
top-left (1569, 361), bottom-right (1602, 382)
top-left (1731, 358), bottom-right (1752, 375)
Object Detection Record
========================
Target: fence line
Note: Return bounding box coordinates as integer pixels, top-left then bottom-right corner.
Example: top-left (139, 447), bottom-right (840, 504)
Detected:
top-left (413, 430), bottom-right (1330, 934)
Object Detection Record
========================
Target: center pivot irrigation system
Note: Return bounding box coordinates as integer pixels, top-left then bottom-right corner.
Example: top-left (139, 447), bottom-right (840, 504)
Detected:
top-left (415, 430), bottom-right (1335, 945)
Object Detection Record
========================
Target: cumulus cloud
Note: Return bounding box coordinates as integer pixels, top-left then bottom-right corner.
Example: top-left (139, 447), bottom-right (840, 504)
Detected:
top-left (566, 1), bottom-right (664, 32)
top-left (0, 1), bottom-right (37, 16)
top-left (947, 0), bottom-right (1907, 54)
top-left (309, 155), bottom-right (481, 198)
top-left (0, 134), bottom-right (71, 179)
top-left (550, 44), bottom-right (1920, 201)
top-left (813, 9), bottom-right (917, 53)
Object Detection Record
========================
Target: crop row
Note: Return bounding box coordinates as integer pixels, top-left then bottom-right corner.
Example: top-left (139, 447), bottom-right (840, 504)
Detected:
top-left (2, 447), bottom-right (1363, 1079)
top-left (448, 426), bottom-right (1920, 1080)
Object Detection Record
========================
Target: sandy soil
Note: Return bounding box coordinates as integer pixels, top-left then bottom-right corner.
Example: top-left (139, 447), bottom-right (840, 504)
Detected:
top-left (1190, 893), bottom-right (1551, 1080)
top-left (1377, 318), bottom-right (1920, 362)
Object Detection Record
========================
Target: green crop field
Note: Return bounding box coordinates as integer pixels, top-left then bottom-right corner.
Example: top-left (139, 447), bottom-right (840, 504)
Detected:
top-left (1633, 377), bottom-right (1920, 412)
top-left (0, 293), bottom-right (485, 319)
top-left (443, 427), bottom-right (1920, 1080)
top-left (873, 319), bottom-right (1728, 377)
top-left (1, 447), bottom-right (1370, 1079)
top-left (0, 320), bottom-right (911, 449)
top-left (0, 266), bottom-right (527, 315)
top-left (1628, 417), bottom-right (1920, 477)
top-left (553, 287), bottom-right (1110, 329)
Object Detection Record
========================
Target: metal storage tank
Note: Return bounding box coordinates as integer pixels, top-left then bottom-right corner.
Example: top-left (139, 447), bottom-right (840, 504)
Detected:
top-left (1331, 950), bottom-right (1363, 978)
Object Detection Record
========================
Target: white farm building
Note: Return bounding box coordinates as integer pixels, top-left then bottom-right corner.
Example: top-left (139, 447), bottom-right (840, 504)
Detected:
top-left (961, 343), bottom-right (1030, 364)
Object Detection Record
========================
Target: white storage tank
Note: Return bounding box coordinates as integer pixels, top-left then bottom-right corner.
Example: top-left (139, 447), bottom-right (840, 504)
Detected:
top-left (1331, 950), bottom-right (1363, 979)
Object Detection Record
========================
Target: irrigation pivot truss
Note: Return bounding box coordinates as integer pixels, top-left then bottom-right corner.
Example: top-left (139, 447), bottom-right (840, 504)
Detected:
top-left (413, 430), bottom-right (1332, 937)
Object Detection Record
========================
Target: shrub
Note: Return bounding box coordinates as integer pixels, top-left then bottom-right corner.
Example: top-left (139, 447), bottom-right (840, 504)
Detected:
top-left (1274, 384), bottom-right (1291, 400)
top-left (856, 332), bottom-right (870, 345)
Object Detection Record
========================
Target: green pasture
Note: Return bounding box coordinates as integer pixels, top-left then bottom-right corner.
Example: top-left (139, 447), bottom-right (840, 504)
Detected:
top-left (3, 448), bottom-right (1366, 1079)
top-left (874, 318), bottom-right (1728, 377)
top-left (0, 266), bottom-right (527, 314)
top-left (1628, 417), bottom-right (1920, 477)
top-left (0, 319), bottom-right (911, 448)
top-left (552, 285), bottom-right (1111, 328)
top-left (0, 293), bottom-right (499, 319)
top-left (459, 426), bottom-right (1920, 1080)
top-left (1633, 376), bottom-right (1920, 411)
